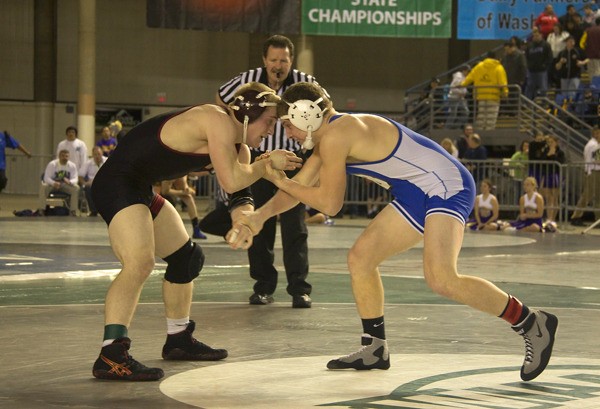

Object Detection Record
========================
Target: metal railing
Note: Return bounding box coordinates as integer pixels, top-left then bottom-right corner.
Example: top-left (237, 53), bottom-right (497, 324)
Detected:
top-left (4, 153), bottom-right (600, 223)
top-left (401, 85), bottom-right (589, 158)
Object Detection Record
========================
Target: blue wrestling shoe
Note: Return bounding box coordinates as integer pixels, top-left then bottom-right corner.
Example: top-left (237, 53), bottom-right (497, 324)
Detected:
top-left (193, 225), bottom-right (207, 239)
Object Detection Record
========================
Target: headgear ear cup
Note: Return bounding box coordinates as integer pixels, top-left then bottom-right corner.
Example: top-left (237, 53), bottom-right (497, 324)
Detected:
top-left (282, 98), bottom-right (327, 150)
top-left (286, 98), bottom-right (325, 132)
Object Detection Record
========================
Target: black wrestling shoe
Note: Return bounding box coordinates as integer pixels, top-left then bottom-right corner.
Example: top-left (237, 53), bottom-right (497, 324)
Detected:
top-left (249, 293), bottom-right (274, 305)
top-left (162, 320), bottom-right (228, 361)
top-left (327, 334), bottom-right (390, 370)
top-left (92, 338), bottom-right (164, 381)
top-left (292, 294), bottom-right (312, 308)
top-left (512, 310), bottom-right (558, 381)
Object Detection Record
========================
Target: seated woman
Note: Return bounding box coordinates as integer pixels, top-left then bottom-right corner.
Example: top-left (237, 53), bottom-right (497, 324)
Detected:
top-left (466, 179), bottom-right (500, 231)
top-left (502, 177), bottom-right (545, 232)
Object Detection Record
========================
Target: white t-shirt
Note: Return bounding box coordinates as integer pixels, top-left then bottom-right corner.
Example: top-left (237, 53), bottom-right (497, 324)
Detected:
top-left (43, 159), bottom-right (78, 185)
top-left (56, 139), bottom-right (88, 173)
top-left (79, 156), bottom-right (107, 181)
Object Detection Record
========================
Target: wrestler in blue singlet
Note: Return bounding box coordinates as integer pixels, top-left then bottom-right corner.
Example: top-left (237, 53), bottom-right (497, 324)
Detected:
top-left (333, 114), bottom-right (476, 234)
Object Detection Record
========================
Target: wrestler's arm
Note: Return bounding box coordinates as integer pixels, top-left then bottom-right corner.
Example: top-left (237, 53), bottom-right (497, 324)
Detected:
top-left (207, 112), bottom-right (301, 193)
top-left (266, 134), bottom-right (348, 216)
top-left (206, 114), bottom-right (270, 194)
top-left (254, 152), bottom-right (323, 221)
top-left (226, 151), bottom-right (322, 249)
top-left (226, 145), bottom-right (257, 248)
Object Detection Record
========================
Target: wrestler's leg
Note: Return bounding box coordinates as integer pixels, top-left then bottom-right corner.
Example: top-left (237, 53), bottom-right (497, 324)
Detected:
top-left (94, 204), bottom-right (165, 381)
top-left (153, 199), bottom-right (193, 319)
top-left (327, 205), bottom-right (421, 371)
top-left (347, 205), bottom-right (422, 319)
top-left (105, 204), bottom-right (156, 327)
top-left (422, 214), bottom-right (508, 315)
top-left (154, 199), bottom-right (228, 361)
top-left (423, 213), bottom-right (558, 381)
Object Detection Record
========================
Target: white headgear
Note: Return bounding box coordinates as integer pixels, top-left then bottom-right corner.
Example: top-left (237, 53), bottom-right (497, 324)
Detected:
top-left (281, 97), bottom-right (327, 150)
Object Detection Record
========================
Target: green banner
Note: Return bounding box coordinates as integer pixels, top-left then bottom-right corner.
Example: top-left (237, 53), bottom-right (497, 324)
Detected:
top-left (302, 0), bottom-right (451, 38)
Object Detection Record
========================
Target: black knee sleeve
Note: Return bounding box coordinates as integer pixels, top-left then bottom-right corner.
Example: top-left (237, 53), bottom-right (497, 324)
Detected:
top-left (163, 239), bottom-right (205, 284)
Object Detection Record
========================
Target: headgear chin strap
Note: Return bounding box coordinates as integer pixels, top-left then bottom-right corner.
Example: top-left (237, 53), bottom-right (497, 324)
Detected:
top-left (281, 98), bottom-right (328, 150)
top-left (230, 90), bottom-right (278, 145)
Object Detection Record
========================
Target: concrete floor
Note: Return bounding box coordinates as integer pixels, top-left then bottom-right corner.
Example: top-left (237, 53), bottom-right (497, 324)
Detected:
top-left (1, 194), bottom-right (600, 408)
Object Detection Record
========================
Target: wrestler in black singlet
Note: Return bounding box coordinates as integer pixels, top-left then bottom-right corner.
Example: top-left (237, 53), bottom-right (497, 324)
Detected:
top-left (92, 106), bottom-right (218, 225)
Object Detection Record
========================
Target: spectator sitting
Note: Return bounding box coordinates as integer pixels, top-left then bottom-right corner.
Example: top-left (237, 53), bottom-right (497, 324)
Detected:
top-left (440, 137), bottom-right (459, 158)
top-left (96, 126), bottom-right (117, 157)
top-left (501, 177), bottom-right (545, 232)
top-left (466, 179), bottom-right (500, 231)
top-left (455, 123), bottom-right (474, 159)
top-left (109, 120), bottom-right (127, 143)
top-left (39, 149), bottom-right (79, 216)
top-left (79, 146), bottom-right (107, 217)
top-left (161, 176), bottom-right (207, 240)
top-left (56, 126), bottom-right (87, 174)
top-left (463, 133), bottom-right (488, 183)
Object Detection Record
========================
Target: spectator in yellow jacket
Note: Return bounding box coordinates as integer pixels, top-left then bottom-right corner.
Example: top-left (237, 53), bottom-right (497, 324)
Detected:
top-left (462, 51), bottom-right (509, 130)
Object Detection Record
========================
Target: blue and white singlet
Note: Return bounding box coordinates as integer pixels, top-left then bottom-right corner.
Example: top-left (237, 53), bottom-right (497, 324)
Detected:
top-left (339, 115), bottom-right (476, 234)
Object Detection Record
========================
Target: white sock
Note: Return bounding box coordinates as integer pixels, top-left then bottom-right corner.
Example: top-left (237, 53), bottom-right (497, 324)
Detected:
top-left (167, 317), bottom-right (190, 335)
top-left (102, 339), bottom-right (115, 347)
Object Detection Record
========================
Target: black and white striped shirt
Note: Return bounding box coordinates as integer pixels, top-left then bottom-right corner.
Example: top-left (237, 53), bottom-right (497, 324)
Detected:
top-left (217, 67), bottom-right (317, 153)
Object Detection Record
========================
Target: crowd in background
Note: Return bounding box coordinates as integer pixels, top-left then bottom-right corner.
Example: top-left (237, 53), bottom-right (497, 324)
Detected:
top-left (416, 3), bottom-right (600, 131)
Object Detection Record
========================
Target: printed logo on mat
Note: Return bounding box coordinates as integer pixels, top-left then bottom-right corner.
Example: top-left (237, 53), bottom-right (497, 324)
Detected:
top-left (160, 355), bottom-right (600, 408)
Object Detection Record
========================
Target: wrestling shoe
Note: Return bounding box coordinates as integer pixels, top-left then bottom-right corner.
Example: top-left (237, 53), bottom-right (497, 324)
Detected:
top-left (162, 320), bottom-right (228, 361)
top-left (192, 226), bottom-right (207, 239)
top-left (512, 310), bottom-right (558, 381)
top-left (249, 293), bottom-right (274, 305)
top-left (292, 294), bottom-right (312, 308)
top-left (92, 338), bottom-right (164, 381)
top-left (327, 334), bottom-right (390, 370)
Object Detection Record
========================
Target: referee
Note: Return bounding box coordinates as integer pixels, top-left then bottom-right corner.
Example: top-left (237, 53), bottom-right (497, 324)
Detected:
top-left (216, 35), bottom-right (315, 308)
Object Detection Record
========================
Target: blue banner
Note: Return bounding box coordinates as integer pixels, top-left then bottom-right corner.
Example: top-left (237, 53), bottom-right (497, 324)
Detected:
top-left (458, 0), bottom-right (593, 40)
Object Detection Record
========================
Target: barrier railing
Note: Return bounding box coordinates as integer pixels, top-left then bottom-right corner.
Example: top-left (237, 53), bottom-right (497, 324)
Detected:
top-left (4, 153), bottom-right (600, 223)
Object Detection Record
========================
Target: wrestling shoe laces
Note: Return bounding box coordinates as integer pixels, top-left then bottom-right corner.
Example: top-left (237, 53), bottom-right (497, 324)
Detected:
top-left (512, 310), bottom-right (558, 381)
top-left (326, 334), bottom-right (390, 370)
top-left (92, 337), bottom-right (164, 381)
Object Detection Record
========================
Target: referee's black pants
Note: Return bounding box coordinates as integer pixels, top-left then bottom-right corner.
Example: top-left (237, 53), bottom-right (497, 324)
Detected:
top-left (248, 151), bottom-right (311, 297)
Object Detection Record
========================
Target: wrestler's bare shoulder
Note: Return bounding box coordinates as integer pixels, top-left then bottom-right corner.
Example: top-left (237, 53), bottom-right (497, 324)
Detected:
top-left (330, 113), bottom-right (394, 133)
top-left (185, 104), bottom-right (229, 120)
